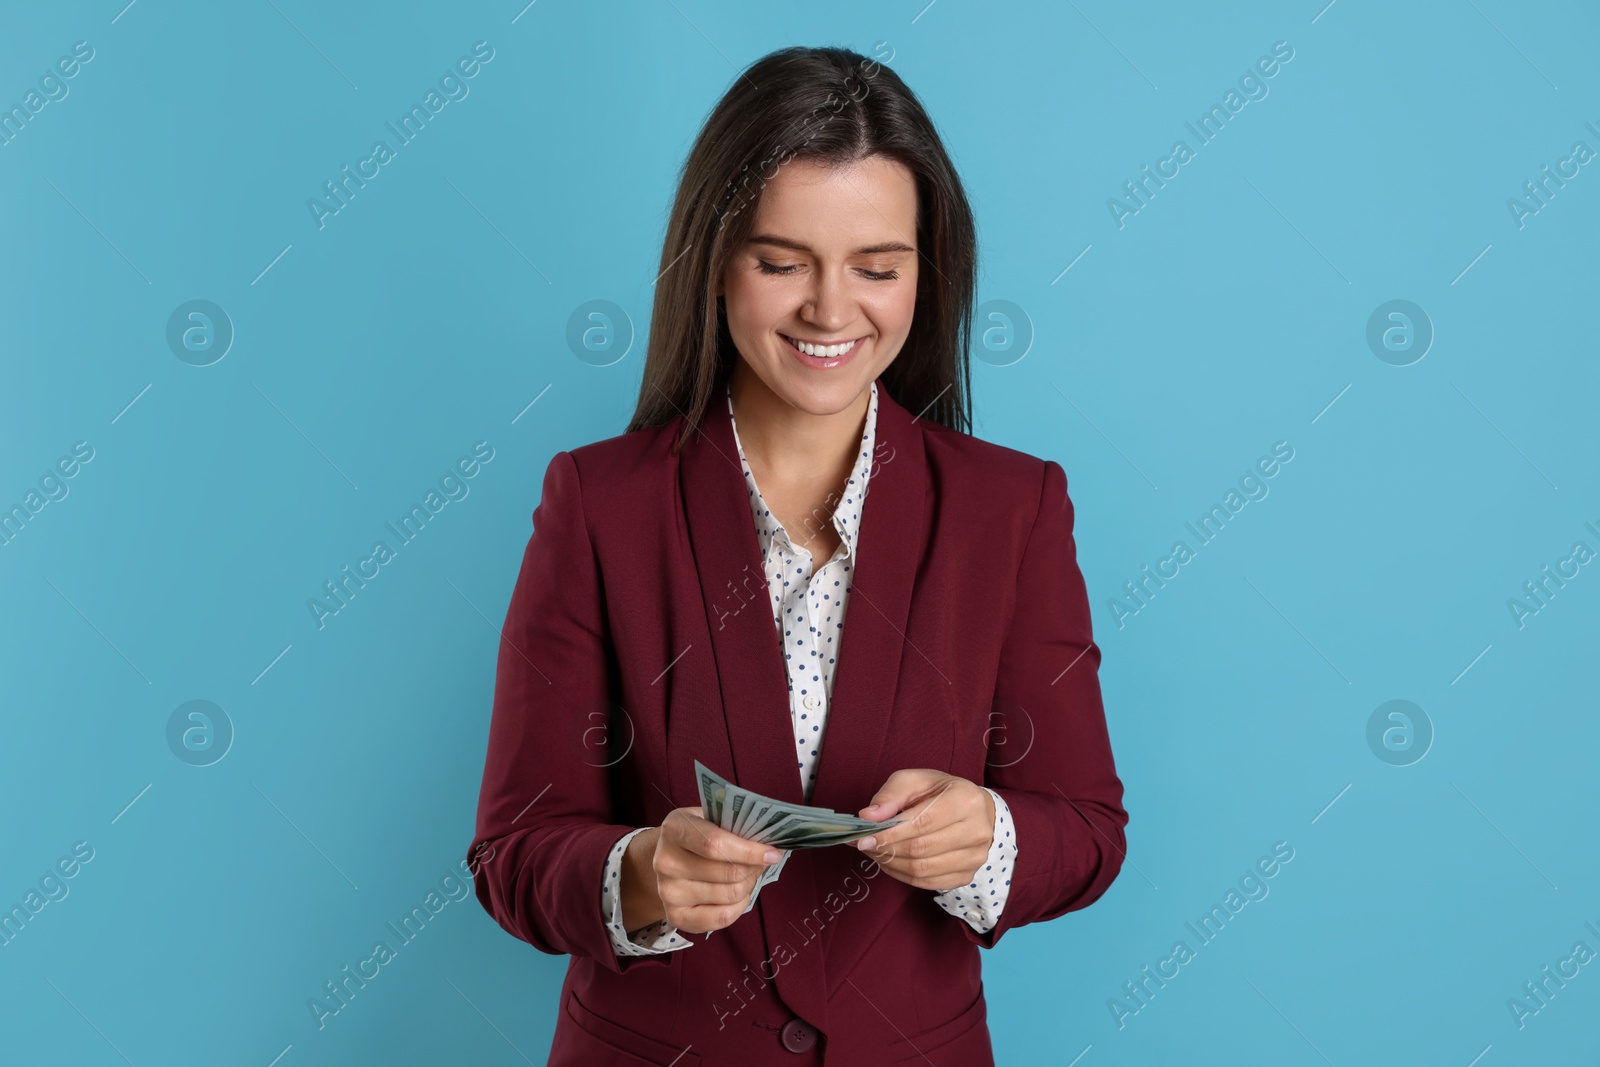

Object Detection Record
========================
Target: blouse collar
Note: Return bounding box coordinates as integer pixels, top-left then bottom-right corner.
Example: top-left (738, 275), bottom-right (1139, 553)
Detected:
top-left (725, 378), bottom-right (879, 564)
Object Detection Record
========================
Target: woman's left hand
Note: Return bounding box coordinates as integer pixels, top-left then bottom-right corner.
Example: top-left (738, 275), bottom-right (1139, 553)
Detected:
top-left (853, 769), bottom-right (995, 891)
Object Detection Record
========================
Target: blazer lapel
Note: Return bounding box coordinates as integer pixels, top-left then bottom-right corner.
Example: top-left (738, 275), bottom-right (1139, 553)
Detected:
top-left (680, 379), bottom-right (928, 1034)
top-left (680, 386), bottom-right (810, 810)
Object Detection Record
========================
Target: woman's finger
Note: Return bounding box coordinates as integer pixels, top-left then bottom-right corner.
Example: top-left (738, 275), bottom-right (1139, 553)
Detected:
top-left (862, 820), bottom-right (978, 863)
top-left (668, 811), bottom-right (781, 867)
top-left (862, 831), bottom-right (981, 881)
top-left (855, 784), bottom-right (968, 850)
top-left (657, 813), bottom-right (779, 891)
top-left (857, 767), bottom-right (947, 820)
top-left (659, 874), bottom-right (761, 910)
top-left (659, 848), bottom-right (768, 885)
top-left (870, 844), bottom-right (991, 890)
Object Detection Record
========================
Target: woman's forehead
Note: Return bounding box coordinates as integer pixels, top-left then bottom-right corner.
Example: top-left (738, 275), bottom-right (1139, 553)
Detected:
top-left (747, 156), bottom-right (918, 249)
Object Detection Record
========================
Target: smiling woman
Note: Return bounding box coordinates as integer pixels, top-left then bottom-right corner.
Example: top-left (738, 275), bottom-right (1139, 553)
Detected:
top-left (628, 46), bottom-right (976, 443)
top-left (720, 155), bottom-right (919, 407)
top-left (468, 44), bottom-right (1127, 1067)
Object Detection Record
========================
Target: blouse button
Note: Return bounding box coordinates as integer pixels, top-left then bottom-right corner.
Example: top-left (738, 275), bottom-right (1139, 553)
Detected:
top-left (803, 694), bottom-right (818, 710)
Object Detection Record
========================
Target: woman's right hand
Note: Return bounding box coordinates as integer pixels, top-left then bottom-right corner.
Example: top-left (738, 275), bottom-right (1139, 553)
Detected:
top-left (621, 806), bottom-right (782, 935)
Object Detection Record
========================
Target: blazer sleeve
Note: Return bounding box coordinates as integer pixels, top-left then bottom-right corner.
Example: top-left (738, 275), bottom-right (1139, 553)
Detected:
top-left (467, 450), bottom-right (674, 974)
top-left (965, 457), bottom-right (1129, 949)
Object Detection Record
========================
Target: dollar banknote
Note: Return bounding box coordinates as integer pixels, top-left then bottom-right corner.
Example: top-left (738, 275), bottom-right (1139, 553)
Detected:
top-left (694, 759), bottom-right (905, 914)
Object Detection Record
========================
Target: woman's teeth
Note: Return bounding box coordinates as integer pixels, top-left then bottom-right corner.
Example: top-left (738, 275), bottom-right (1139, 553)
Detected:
top-left (785, 335), bottom-right (858, 358)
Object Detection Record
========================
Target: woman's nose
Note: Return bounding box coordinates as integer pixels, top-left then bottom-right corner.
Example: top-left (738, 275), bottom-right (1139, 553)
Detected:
top-left (801, 270), bottom-right (853, 331)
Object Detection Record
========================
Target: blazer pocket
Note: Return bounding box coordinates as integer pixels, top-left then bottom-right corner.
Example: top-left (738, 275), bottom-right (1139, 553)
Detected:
top-left (564, 989), bottom-right (703, 1066)
top-left (888, 985), bottom-right (988, 1063)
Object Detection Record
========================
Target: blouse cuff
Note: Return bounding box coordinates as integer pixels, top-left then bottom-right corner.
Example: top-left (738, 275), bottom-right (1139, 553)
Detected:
top-left (932, 787), bottom-right (1017, 934)
top-left (600, 827), bottom-right (695, 956)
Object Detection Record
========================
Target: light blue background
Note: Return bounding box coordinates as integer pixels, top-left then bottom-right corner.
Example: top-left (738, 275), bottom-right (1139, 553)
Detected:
top-left (2, 1), bottom-right (1596, 1064)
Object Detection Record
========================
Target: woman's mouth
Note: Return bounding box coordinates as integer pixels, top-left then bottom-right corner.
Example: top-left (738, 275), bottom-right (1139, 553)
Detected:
top-left (780, 333), bottom-right (865, 369)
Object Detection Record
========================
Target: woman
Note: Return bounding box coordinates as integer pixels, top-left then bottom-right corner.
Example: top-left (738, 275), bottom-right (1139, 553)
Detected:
top-left (468, 45), bottom-right (1127, 1066)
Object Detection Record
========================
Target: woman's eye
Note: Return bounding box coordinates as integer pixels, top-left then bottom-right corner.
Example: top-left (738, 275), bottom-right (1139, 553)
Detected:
top-left (755, 260), bottom-right (900, 281)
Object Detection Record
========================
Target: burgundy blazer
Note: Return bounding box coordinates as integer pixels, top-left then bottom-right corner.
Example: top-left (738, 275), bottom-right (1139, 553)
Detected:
top-left (468, 379), bottom-right (1128, 1066)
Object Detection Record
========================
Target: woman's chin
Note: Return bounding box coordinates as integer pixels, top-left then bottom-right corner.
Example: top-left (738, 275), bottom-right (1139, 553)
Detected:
top-left (772, 378), bottom-right (869, 417)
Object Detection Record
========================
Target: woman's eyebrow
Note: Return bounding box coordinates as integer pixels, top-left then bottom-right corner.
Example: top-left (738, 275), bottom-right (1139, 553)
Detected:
top-left (746, 233), bottom-right (916, 256)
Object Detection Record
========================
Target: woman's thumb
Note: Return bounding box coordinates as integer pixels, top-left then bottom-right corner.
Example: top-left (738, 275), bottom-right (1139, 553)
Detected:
top-left (859, 769), bottom-right (925, 818)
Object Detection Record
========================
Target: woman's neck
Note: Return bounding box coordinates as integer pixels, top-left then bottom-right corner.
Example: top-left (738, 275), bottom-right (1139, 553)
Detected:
top-left (726, 363), bottom-right (871, 490)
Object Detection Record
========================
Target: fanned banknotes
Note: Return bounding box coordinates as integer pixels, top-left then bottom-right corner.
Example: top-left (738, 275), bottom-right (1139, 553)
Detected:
top-left (694, 759), bottom-right (906, 914)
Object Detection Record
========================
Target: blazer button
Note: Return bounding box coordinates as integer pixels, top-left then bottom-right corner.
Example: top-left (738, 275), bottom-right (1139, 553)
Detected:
top-left (779, 1017), bottom-right (817, 1053)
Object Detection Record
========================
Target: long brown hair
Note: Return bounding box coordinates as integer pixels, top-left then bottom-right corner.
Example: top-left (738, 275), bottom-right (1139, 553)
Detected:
top-left (625, 45), bottom-right (977, 451)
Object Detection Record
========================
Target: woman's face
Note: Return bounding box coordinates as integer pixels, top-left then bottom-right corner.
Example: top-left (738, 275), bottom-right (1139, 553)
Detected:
top-left (718, 154), bottom-right (920, 417)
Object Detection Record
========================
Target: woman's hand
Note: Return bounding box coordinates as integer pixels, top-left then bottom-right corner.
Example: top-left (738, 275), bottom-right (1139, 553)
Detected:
top-left (621, 806), bottom-right (783, 935)
top-left (853, 769), bottom-right (996, 891)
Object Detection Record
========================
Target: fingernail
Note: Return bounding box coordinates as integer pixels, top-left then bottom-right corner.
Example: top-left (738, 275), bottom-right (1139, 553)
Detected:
top-left (763, 849), bottom-right (780, 864)
top-left (856, 836), bottom-right (876, 850)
